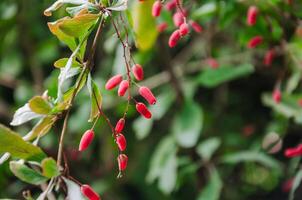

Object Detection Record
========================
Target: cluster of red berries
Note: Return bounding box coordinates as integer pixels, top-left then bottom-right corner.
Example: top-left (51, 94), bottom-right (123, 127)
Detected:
top-left (77, 63), bottom-right (157, 198)
top-left (246, 5), bottom-right (275, 67)
top-left (150, 0), bottom-right (203, 48)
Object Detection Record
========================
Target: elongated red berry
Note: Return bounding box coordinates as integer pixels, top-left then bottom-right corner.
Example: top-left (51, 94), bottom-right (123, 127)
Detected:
top-left (263, 49), bottom-right (275, 66)
top-left (105, 74), bottom-right (123, 90)
top-left (247, 6), bottom-right (258, 26)
top-left (115, 118), bottom-right (125, 133)
top-left (81, 184), bottom-right (100, 200)
top-left (136, 102), bottom-right (152, 119)
top-left (152, 1), bottom-right (162, 17)
top-left (79, 130), bottom-right (95, 152)
top-left (157, 22), bottom-right (168, 33)
top-left (169, 30), bottom-right (181, 48)
top-left (165, 0), bottom-right (177, 11)
top-left (190, 20), bottom-right (203, 33)
top-left (118, 154), bottom-right (128, 171)
top-left (139, 86), bottom-right (157, 105)
top-left (206, 58), bottom-right (219, 69)
top-left (272, 89), bottom-right (281, 104)
top-left (118, 80), bottom-right (129, 97)
top-left (132, 64), bottom-right (144, 81)
top-left (284, 144), bottom-right (302, 158)
top-left (179, 23), bottom-right (189, 36)
top-left (247, 35), bottom-right (263, 48)
top-left (116, 134), bottom-right (127, 151)
top-left (173, 12), bottom-right (184, 27)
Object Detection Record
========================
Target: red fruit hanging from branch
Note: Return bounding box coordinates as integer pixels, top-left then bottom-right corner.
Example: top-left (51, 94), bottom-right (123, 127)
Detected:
top-left (136, 102), bottom-right (152, 119)
top-left (81, 184), bottom-right (100, 200)
top-left (118, 154), bottom-right (128, 171)
top-left (139, 86), bottom-right (157, 105)
top-left (105, 74), bottom-right (123, 90)
top-left (79, 130), bottom-right (95, 152)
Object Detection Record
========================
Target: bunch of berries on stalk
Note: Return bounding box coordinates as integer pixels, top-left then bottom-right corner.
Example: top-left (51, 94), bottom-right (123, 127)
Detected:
top-left (150, 0), bottom-right (203, 48)
top-left (79, 62), bottom-right (156, 180)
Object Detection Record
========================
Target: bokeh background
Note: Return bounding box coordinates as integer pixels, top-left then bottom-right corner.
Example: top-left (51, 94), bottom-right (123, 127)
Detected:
top-left (0, 0), bottom-right (302, 199)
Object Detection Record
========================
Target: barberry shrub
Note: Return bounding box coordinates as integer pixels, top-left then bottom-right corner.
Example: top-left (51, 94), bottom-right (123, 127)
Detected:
top-left (0, 0), bottom-right (302, 200)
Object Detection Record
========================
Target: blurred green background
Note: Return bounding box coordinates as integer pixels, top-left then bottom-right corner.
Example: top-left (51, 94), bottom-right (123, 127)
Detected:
top-left (0, 0), bottom-right (302, 199)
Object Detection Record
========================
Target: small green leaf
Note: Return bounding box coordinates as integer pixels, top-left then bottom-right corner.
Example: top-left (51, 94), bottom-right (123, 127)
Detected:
top-left (172, 101), bottom-right (203, 148)
top-left (87, 74), bottom-right (102, 122)
top-left (196, 137), bottom-right (221, 162)
top-left (58, 13), bottom-right (99, 37)
top-left (158, 150), bottom-right (177, 194)
top-left (10, 161), bottom-right (48, 185)
top-left (41, 158), bottom-right (60, 178)
top-left (0, 124), bottom-right (46, 162)
top-left (54, 58), bottom-right (82, 68)
top-left (197, 167), bottom-right (222, 200)
top-left (221, 151), bottom-right (282, 172)
top-left (196, 64), bottom-right (254, 88)
top-left (29, 96), bottom-right (52, 114)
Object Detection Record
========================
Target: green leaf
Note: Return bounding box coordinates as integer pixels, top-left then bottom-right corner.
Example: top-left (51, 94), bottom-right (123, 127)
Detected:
top-left (196, 137), bottom-right (221, 162)
top-left (9, 161), bottom-right (48, 185)
top-left (41, 158), bottom-right (60, 178)
top-left (23, 116), bottom-right (57, 141)
top-left (0, 124), bottom-right (46, 162)
top-left (54, 58), bottom-right (82, 68)
top-left (158, 150), bottom-right (178, 194)
top-left (221, 151), bottom-right (282, 172)
top-left (132, 0), bottom-right (158, 51)
top-left (197, 167), bottom-right (222, 200)
top-left (147, 136), bottom-right (177, 184)
top-left (107, 0), bottom-right (128, 11)
top-left (172, 101), bottom-right (203, 148)
top-left (87, 74), bottom-right (102, 122)
top-left (28, 96), bottom-right (52, 115)
top-left (10, 103), bottom-right (43, 126)
top-left (286, 71), bottom-right (301, 94)
top-left (44, 0), bottom-right (91, 16)
top-left (58, 13), bottom-right (99, 37)
top-left (149, 89), bottom-right (175, 120)
top-left (133, 116), bottom-right (153, 140)
top-left (289, 168), bottom-right (302, 200)
top-left (196, 64), bottom-right (254, 88)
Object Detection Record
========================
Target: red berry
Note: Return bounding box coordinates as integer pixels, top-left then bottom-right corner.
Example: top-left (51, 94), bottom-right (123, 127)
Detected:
top-left (157, 22), bottom-right (168, 33)
top-left (272, 89), bottom-right (281, 104)
top-left (179, 23), bottom-right (189, 36)
top-left (283, 179), bottom-right (293, 193)
top-left (168, 30), bottom-right (181, 48)
top-left (284, 145), bottom-right (302, 158)
top-left (79, 130), bottom-right (95, 152)
top-left (118, 154), bottom-right (128, 171)
top-left (263, 49), bottom-right (275, 66)
top-left (136, 102), bottom-right (152, 119)
top-left (116, 133), bottom-right (127, 151)
top-left (165, 0), bottom-right (177, 11)
top-left (105, 74), bottom-right (123, 90)
top-left (173, 12), bottom-right (184, 27)
top-left (81, 184), bottom-right (100, 200)
top-left (206, 58), bottom-right (219, 69)
top-left (139, 86), bottom-right (157, 105)
top-left (247, 6), bottom-right (258, 26)
top-left (132, 64), bottom-right (144, 81)
top-left (118, 80), bottom-right (129, 97)
top-left (152, 1), bottom-right (162, 17)
top-left (190, 20), bottom-right (203, 33)
top-left (115, 118), bottom-right (125, 133)
top-left (298, 99), bottom-right (302, 107)
top-left (247, 35), bottom-right (263, 48)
